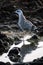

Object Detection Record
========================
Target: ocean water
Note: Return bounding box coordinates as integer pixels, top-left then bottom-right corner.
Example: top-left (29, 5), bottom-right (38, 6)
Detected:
top-left (0, 34), bottom-right (43, 64)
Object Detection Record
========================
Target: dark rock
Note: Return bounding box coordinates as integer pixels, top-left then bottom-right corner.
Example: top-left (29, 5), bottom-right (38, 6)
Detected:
top-left (6, 62), bottom-right (11, 65)
top-left (13, 63), bottom-right (28, 65)
top-left (27, 35), bottom-right (39, 46)
top-left (9, 55), bottom-right (21, 62)
top-left (36, 26), bottom-right (43, 36)
top-left (37, 31), bottom-right (43, 36)
top-left (0, 32), bottom-right (13, 45)
top-left (8, 47), bottom-right (21, 62)
top-left (30, 56), bottom-right (43, 65)
top-left (14, 37), bottom-right (21, 45)
top-left (14, 37), bottom-right (21, 41)
top-left (13, 56), bottom-right (43, 65)
top-left (30, 35), bottom-right (38, 40)
top-left (0, 62), bottom-right (6, 65)
top-left (0, 0), bottom-right (19, 31)
top-left (8, 47), bottom-right (20, 56)
top-left (0, 32), bottom-right (13, 55)
top-left (0, 40), bottom-right (5, 55)
top-left (0, 62), bottom-right (11, 65)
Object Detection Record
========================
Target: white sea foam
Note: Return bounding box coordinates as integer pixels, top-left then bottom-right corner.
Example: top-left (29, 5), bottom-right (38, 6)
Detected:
top-left (0, 35), bottom-right (43, 63)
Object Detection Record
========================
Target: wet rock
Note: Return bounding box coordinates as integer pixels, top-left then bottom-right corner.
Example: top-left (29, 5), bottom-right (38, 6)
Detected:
top-left (0, 32), bottom-right (13, 55)
top-left (13, 63), bottom-right (28, 65)
top-left (0, 62), bottom-right (6, 65)
top-left (30, 35), bottom-right (38, 40)
top-left (0, 62), bottom-right (11, 65)
top-left (0, 0), bottom-right (19, 32)
top-left (0, 10), bottom-right (18, 31)
top-left (0, 40), bottom-right (5, 55)
top-left (37, 31), bottom-right (43, 36)
top-left (30, 56), bottom-right (43, 65)
top-left (6, 62), bottom-right (11, 65)
top-left (8, 47), bottom-right (20, 56)
top-left (36, 26), bottom-right (43, 36)
top-left (8, 47), bottom-right (21, 62)
top-left (27, 35), bottom-right (39, 46)
top-left (14, 37), bottom-right (21, 45)
top-left (9, 54), bottom-right (21, 62)
top-left (2, 32), bottom-right (13, 42)
top-left (0, 32), bottom-right (13, 45)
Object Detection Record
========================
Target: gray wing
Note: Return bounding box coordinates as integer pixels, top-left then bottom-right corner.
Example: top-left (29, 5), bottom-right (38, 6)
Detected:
top-left (18, 14), bottom-right (37, 31)
top-left (19, 15), bottom-right (33, 31)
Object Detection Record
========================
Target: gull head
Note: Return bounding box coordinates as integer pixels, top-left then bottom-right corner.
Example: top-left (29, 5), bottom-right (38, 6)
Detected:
top-left (15, 9), bottom-right (23, 15)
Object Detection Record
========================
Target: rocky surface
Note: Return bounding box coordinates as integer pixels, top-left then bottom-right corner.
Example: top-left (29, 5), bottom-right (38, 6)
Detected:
top-left (27, 35), bottom-right (39, 45)
top-left (13, 36), bottom-right (22, 45)
top-left (0, 32), bottom-right (13, 55)
top-left (0, 0), bottom-right (43, 65)
top-left (0, 62), bottom-right (11, 65)
top-left (8, 47), bottom-right (21, 62)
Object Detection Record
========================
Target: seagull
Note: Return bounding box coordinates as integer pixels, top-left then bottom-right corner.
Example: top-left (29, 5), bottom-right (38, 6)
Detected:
top-left (15, 9), bottom-right (37, 32)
